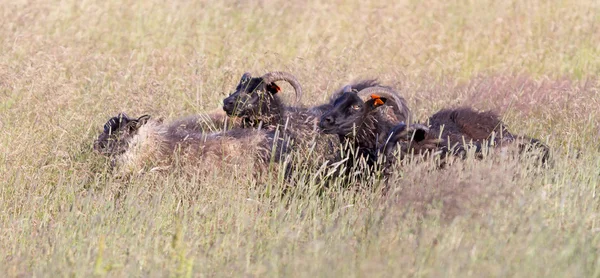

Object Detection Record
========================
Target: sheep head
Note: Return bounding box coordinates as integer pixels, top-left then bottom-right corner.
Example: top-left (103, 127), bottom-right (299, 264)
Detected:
top-left (222, 72), bottom-right (303, 125)
top-left (318, 86), bottom-right (409, 138)
top-left (318, 87), bottom-right (390, 138)
top-left (93, 113), bottom-right (151, 157)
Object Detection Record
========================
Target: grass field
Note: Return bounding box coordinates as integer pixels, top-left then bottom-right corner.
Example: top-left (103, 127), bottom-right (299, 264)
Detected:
top-left (1, 0), bottom-right (600, 276)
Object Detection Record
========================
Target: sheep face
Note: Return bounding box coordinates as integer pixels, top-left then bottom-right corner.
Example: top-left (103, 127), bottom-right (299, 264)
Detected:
top-left (318, 92), bottom-right (388, 137)
top-left (93, 113), bottom-right (150, 157)
top-left (222, 73), bottom-right (282, 120)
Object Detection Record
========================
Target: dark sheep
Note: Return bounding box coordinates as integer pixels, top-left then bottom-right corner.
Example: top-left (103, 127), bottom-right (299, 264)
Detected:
top-left (383, 107), bottom-right (551, 165)
top-left (318, 86), bottom-right (411, 179)
top-left (319, 87), bottom-right (549, 180)
top-left (222, 72), bottom-right (342, 166)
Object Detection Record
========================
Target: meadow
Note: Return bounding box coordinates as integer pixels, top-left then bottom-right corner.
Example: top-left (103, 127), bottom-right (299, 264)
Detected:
top-left (1, 0), bottom-right (600, 276)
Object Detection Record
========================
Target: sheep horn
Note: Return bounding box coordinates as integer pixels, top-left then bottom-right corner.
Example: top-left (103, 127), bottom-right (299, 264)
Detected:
top-left (408, 123), bottom-right (430, 133)
top-left (356, 86), bottom-right (398, 101)
top-left (261, 71), bottom-right (303, 104)
top-left (356, 86), bottom-right (411, 123)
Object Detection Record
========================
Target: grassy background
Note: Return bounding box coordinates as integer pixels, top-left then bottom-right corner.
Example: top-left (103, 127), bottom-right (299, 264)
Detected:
top-left (1, 0), bottom-right (600, 276)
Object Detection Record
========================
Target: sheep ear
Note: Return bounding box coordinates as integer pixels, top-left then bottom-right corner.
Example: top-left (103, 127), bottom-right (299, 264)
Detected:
top-left (133, 114), bottom-right (151, 129)
top-left (137, 115), bottom-right (151, 125)
top-left (240, 72), bottom-right (252, 84)
top-left (341, 85), bottom-right (353, 94)
top-left (265, 82), bottom-right (281, 94)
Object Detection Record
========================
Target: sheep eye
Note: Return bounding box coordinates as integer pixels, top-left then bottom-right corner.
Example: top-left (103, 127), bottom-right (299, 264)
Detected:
top-left (351, 104), bottom-right (360, 111)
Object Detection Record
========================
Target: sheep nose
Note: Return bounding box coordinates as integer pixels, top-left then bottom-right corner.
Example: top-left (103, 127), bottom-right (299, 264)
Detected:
top-left (320, 115), bottom-right (335, 127)
top-left (223, 98), bottom-right (235, 111)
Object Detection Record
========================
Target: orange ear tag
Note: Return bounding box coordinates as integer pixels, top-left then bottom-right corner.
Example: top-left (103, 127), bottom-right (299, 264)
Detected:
top-left (371, 94), bottom-right (384, 106)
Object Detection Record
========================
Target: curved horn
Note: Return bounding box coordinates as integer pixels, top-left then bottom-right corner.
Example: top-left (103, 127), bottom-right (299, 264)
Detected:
top-left (356, 86), bottom-right (411, 123)
top-left (356, 86), bottom-right (398, 101)
top-left (408, 123), bottom-right (429, 133)
top-left (261, 71), bottom-right (303, 104)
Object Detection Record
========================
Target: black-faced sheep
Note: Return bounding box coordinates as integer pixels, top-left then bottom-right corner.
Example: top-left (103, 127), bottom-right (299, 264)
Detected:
top-left (222, 72), bottom-right (343, 165)
top-left (317, 86), bottom-right (411, 179)
top-left (383, 107), bottom-right (551, 165)
top-left (318, 86), bottom-right (411, 158)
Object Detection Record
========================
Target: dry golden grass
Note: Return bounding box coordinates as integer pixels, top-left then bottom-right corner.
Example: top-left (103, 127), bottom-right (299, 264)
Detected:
top-left (1, 0), bottom-right (600, 276)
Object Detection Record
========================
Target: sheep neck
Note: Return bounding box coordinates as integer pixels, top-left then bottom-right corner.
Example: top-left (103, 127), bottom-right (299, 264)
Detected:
top-left (342, 113), bottom-right (391, 160)
top-left (244, 96), bottom-right (285, 129)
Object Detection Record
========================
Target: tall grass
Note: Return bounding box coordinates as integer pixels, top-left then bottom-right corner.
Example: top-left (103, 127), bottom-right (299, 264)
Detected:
top-left (1, 0), bottom-right (599, 276)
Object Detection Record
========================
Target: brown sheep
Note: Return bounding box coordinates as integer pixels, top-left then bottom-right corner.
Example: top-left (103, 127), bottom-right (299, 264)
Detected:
top-left (93, 113), bottom-right (287, 175)
top-left (383, 107), bottom-right (551, 165)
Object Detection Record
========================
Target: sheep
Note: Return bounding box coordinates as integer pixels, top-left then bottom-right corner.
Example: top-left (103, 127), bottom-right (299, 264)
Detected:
top-left (92, 71), bottom-right (368, 178)
top-left (93, 113), bottom-right (289, 175)
top-left (317, 86), bottom-right (411, 179)
top-left (379, 107), bottom-right (517, 163)
top-left (382, 107), bottom-right (551, 165)
top-left (222, 71), bottom-right (342, 166)
top-left (312, 86), bottom-right (411, 182)
top-left (94, 113), bottom-right (153, 159)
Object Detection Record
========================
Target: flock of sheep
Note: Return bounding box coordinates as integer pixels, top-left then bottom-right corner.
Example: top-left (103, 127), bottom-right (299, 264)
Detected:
top-left (93, 71), bottom-right (550, 183)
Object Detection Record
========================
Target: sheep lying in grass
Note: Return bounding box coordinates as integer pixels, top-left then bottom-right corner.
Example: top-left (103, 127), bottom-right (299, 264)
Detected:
top-left (165, 108), bottom-right (242, 137)
top-left (93, 113), bottom-right (288, 175)
top-left (383, 107), bottom-right (551, 165)
top-left (222, 72), bottom-right (412, 181)
top-left (222, 71), bottom-right (343, 165)
top-left (317, 86), bottom-right (411, 180)
top-left (319, 87), bottom-right (550, 179)
top-left (93, 73), bottom-right (385, 179)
